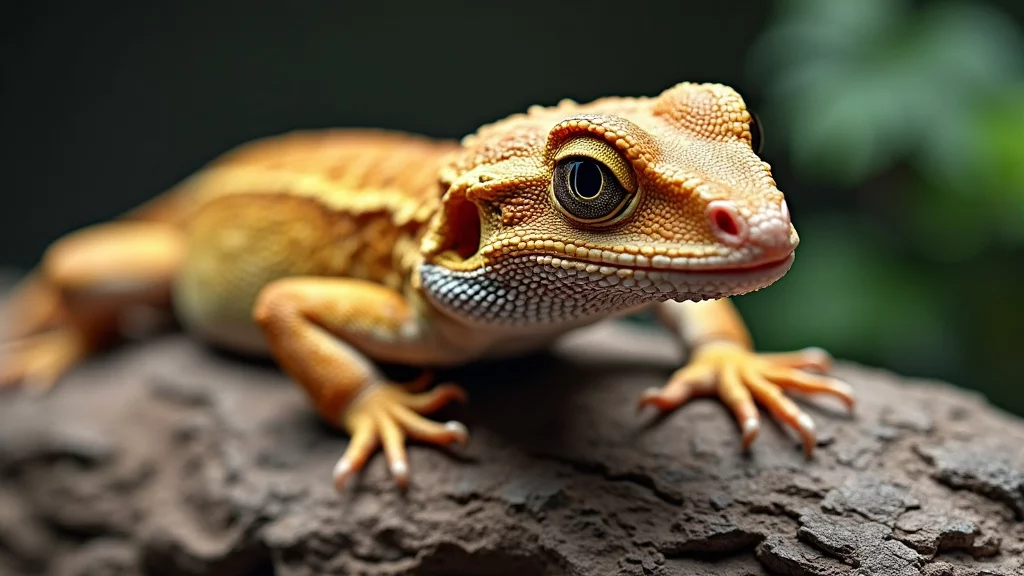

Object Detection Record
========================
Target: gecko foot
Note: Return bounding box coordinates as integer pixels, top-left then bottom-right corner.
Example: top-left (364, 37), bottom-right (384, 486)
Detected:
top-left (333, 376), bottom-right (469, 491)
top-left (0, 328), bottom-right (87, 393)
top-left (637, 341), bottom-right (854, 458)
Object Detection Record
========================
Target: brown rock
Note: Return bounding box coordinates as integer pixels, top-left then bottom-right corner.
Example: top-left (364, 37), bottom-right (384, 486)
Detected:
top-left (1, 321), bottom-right (1023, 576)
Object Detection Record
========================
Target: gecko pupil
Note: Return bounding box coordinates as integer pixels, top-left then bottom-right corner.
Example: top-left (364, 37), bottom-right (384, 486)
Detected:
top-left (568, 159), bottom-right (602, 199)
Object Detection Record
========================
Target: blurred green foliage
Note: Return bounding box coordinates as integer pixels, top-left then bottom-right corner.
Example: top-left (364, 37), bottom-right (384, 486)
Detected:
top-left (735, 0), bottom-right (1024, 414)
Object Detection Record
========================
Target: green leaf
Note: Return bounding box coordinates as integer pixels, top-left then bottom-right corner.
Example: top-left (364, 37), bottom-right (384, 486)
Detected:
top-left (749, 0), bottom-right (1024, 187)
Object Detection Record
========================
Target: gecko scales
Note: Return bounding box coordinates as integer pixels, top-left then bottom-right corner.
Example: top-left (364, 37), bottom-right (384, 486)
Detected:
top-left (0, 82), bottom-right (854, 490)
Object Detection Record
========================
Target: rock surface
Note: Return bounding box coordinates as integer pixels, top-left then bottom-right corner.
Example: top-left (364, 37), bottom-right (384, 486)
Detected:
top-left (1, 321), bottom-right (1023, 576)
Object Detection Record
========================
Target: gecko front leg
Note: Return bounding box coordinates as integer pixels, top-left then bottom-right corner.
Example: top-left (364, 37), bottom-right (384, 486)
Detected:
top-left (640, 299), bottom-right (855, 457)
top-left (253, 277), bottom-right (469, 490)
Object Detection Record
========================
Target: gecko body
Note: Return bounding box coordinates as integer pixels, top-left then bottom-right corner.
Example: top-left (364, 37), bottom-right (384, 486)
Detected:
top-left (0, 83), bottom-right (853, 489)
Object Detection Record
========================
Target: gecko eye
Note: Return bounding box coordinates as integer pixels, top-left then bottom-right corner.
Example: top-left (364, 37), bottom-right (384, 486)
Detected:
top-left (550, 136), bottom-right (639, 226)
top-left (552, 158), bottom-right (632, 223)
top-left (749, 111), bottom-right (764, 155)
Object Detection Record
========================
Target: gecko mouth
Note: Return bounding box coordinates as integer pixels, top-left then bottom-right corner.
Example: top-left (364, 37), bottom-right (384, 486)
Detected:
top-left (532, 251), bottom-right (795, 299)
top-left (533, 250), bottom-right (795, 276)
top-left (607, 253), bottom-right (795, 275)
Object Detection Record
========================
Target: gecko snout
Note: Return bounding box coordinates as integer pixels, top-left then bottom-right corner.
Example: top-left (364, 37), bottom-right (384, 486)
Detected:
top-left (706, 199), bottom-right (796, 258)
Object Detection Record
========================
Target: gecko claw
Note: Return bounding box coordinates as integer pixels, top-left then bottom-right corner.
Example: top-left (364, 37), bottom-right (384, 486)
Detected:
top-left (795, 413), bottom-right (817, 459)
top-left (443, 420), bottom-right (470, 447)
top-left (741, 417), bottom-right (761, 450)
top-left (390, 459), bottom-right (409, 489)
top-left (332, 458), bottom-right (353, 491)
top-left (636, 387), bottom-right (664, 413)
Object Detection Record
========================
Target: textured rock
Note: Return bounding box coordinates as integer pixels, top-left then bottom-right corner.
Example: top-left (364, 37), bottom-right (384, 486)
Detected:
top-left (915, 444), bottom-right (1024, 519)
top-left (1, 320), bottom-right (1024, 576)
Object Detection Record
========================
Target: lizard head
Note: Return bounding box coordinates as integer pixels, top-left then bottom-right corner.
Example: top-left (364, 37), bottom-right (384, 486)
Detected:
top-left (419, 82), bottom-right (798, 327)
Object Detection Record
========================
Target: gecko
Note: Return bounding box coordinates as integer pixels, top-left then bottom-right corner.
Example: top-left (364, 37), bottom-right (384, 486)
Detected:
top-left (0, 82), bottom-right (854, 490)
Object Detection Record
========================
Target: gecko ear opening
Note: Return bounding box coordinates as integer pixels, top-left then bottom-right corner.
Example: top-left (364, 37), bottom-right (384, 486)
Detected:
top-left (443, 197), bottom-right (482, 260)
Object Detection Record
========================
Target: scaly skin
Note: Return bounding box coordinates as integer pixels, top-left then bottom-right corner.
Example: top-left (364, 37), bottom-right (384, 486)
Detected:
top-left (0, 83), bottom-right (855, 490)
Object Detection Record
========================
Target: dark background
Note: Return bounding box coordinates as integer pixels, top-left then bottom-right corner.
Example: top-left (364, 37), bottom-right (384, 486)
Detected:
top-left (3, 1), bottom-right (1023, 416)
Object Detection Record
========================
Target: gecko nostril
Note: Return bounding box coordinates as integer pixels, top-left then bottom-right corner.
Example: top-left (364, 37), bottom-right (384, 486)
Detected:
top-left (707, 200), bottom-right (748, 245)
top-left (714, 209), bottom-right (739, 236)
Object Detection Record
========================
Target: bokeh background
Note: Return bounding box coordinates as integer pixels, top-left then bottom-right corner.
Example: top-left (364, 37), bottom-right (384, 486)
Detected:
top-left (2, 0), bottom-right (1022, 415)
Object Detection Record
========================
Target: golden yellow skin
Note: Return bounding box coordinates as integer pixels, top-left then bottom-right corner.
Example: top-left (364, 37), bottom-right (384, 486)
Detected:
top-left (0, 83), bottom-right (855, 490)
top-left (164, 131), bottom-right (456, 353)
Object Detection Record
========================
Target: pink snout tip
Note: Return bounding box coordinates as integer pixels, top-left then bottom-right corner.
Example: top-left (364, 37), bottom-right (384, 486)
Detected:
top-left (706, 198), bottom-right (797, 258)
